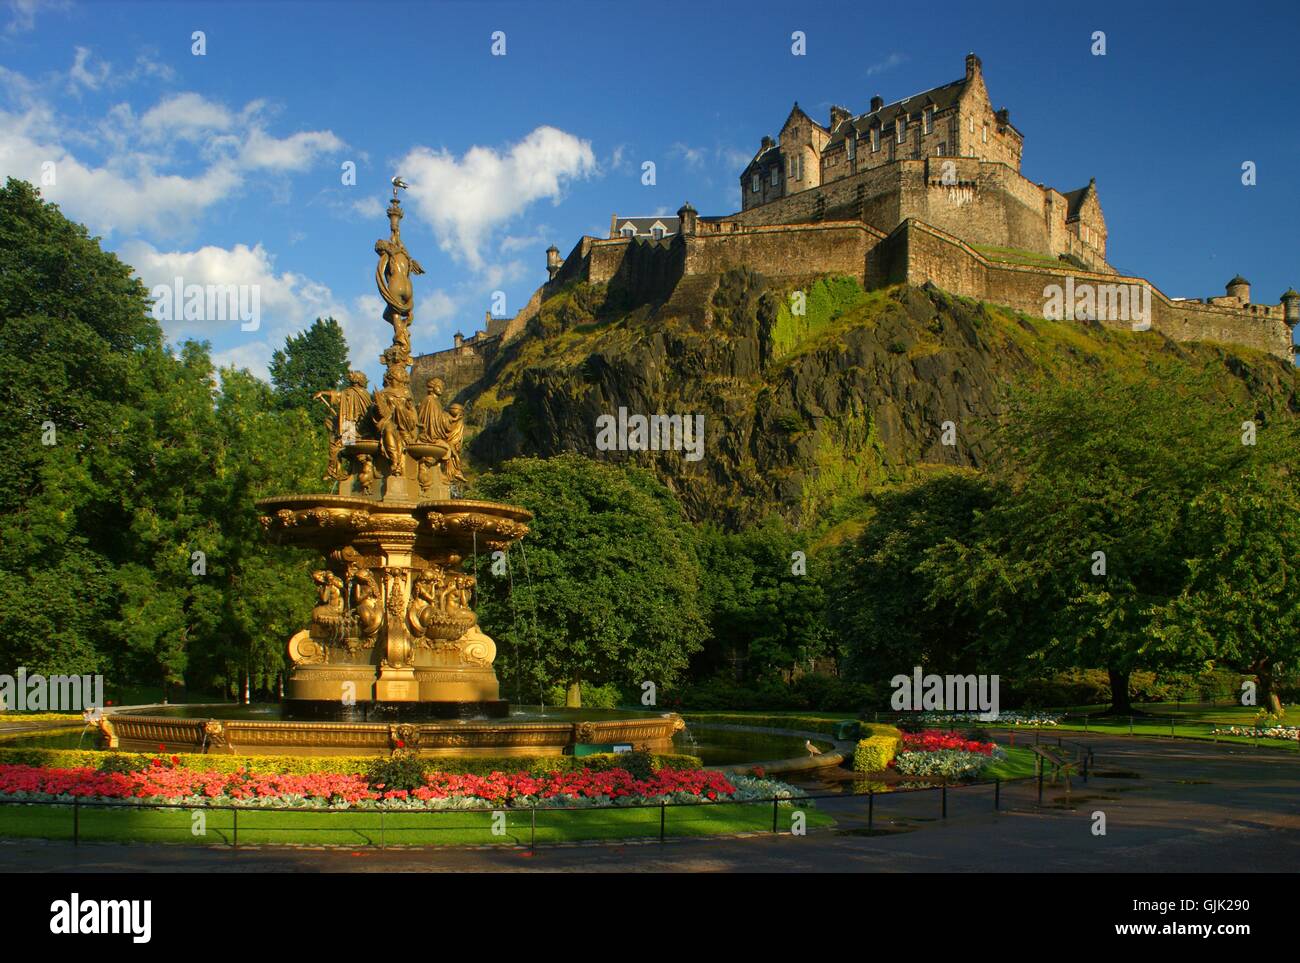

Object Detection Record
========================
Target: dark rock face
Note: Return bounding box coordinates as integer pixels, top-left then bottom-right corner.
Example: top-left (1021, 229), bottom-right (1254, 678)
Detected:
top-left (461, 273), bottom-right (1296, 528)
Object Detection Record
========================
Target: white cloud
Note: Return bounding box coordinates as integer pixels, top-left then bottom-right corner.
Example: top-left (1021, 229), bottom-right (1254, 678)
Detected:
top-left (140, 93), bottom-right (234, 141)
top-left (5, 0), bottom-right (67, 34)
top-left (239, 127), bottom-right (344, 172)
top-left (67, 46), bottom-right (110, 93)
top-left (350, 195), bottom-right (384, 219)
top-left (397, 125), bottom-right (595, 270)
top-left (866, 52), bottom-right (908, 77)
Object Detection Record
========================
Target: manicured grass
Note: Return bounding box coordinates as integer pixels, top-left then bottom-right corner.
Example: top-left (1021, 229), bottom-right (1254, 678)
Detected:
top-left (0, 800), bottom-right (833, 847)
top-left (981, 745), bottom-right (1039, 780)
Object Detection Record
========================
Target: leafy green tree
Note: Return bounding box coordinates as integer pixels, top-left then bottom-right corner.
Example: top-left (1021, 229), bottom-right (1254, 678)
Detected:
top-left (1148, 420), bottom-right (1300, 713)
top-left (827, 469), bottom-right (1001, 685)
top-left (698, 517), bottom-right (829, 681)
top-left (923, 364), bottom-right (1272, 712)
top-left (268, 317), bottom-right (350, 411)
top-left (469, 454), bottom-right (708, 707)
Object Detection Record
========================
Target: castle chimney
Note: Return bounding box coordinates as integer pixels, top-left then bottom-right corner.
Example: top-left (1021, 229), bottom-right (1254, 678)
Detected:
top-left (870, 95), bottom-right (883, 113)
top-left (761, 135), bottom-right (774, 150)
top-left (829, 105), bottom-right (851, 129)
top-left (546, 244), bottom-right (562, 280)
top-left (1226, 275), bottom-right (1251, 304)
top-left (965, 52), bottom-right (982, 81)
top-left (677, 201), bottom-right (698, 237)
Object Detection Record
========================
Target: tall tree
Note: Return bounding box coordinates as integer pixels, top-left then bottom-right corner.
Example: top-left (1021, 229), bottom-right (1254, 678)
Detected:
top-left (268, 317), bottom-right (350, 411)
top-left (469, 454), bottom-right (708, 707)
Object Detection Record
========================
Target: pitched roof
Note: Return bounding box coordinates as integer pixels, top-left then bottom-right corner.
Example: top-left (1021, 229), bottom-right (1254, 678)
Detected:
top-left (614, 216), bottom-right (679, 236)
top-left (1062, 179), bottom-right (1098, 219)
top-left (825, 77), bottom-right (967, 148)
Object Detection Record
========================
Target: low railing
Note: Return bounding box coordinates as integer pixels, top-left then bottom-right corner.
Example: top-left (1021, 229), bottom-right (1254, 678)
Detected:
top-left (0, 736), bottom-right (1095, 851)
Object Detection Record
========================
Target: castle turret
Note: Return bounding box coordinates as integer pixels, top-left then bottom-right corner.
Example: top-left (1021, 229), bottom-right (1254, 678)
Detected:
top-left (546, 244), bottom-right (562, 280)
top-left (1281, 289), bottom-right (1300, 331)
top-left (677, 201), bottom-right (698, 236)
top-left (453, 331), bottom-right (464, 348)
top-left (1226, 275), bottom-right (1251, 303)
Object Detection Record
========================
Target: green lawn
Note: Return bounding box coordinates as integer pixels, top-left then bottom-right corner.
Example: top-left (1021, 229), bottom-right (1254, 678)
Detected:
top-left (981, 745), bottom-right (1039, 780)
top-left (0, 800), bottom-right (833, 847)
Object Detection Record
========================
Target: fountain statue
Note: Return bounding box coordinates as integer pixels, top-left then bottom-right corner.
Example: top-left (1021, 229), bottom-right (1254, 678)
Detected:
top-left (95, 179), bottom-right (684, 756)
top-left (256, 177), bottom-right (531, 720)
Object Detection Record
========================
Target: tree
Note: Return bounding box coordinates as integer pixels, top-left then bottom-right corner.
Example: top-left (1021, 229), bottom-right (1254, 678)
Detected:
top-left (827, 469), bottom-right (1002, 684)
top-left (268, 317), bottom-right (350, 411)
top-left (1148, 420), bottom-right (1300, 713)
top-left (924, 363), bottom-right (1278, 712)
top-left (698, 517), bottom-right (829, 681)
top-left (468, 454), bottom-right (708, 707)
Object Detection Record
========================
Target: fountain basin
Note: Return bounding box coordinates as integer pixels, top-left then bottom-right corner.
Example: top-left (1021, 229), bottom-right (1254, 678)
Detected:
top-left (97, 705), bottom-right (686, 758)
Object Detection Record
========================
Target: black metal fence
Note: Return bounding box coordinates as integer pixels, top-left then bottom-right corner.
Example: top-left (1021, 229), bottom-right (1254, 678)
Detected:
top-left (0, 735), bottom-right (1097, 851)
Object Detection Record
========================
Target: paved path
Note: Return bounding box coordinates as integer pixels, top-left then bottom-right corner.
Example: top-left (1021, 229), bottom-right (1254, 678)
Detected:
top-left (0, 733), bottom-right (1296, 872)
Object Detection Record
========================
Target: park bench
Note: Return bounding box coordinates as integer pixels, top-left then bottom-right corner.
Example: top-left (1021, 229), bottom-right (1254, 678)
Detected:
top-left (1030, 745), bottom-right (1081, 786)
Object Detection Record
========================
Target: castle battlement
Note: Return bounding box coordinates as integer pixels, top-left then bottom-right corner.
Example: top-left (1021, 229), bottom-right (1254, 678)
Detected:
top-left (415, 53), bottom-right (1298, 381)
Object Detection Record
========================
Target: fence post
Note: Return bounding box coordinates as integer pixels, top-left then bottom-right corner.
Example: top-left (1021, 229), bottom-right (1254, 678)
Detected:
top-left (771, 796), bottom-right (778, 834)
top-left (1170, 717), bottom-right (1175, 737)
top-left (1057, 735), bottom-right (1062, 748)
top-left (73, 797), bottom-right (79, 846)
top-left (659, 802), bottom-right (665, 844)
top-left (1082, 752), bottom-right (1089, 783)
top-left (1036, 756), bottom-right (1044, 805)
top-left (1129, 716), bottom-right (1134, 736)
top-left (530, 807), bottom-right (536, 853)
top-left (380, 809), bottom-right (385, 850)
top-left (868, 789), bottom-right (874, 830)
top-left (233, 807), bottom-right (238, 849)
top-left (941, 780), bottom-right (948, 819)
top-left (994, 779), bottom-right (1000, 811)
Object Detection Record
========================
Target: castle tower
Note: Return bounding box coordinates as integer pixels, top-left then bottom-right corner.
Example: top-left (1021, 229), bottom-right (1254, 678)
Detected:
top-left (1282, 288), bottom-right (1300, 337)
top-left (677, 201), bottom-right (698, 236)
top-left (546, 244), bottom-right (562, 280)
top-left (1226, 275), bottom-right (1251, 303)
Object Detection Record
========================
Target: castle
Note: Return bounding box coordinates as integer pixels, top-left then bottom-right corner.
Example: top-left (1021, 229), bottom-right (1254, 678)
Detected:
top-left (413, 54), bottom-right (1299, 400)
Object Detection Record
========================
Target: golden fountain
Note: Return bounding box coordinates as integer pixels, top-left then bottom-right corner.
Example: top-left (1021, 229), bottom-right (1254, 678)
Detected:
top-left (98, 180), bottom-right (683, 757)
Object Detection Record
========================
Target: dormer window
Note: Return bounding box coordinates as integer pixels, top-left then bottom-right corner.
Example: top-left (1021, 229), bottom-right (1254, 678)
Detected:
top-left (751, 173), bottom-right (760, 193)
top-left (771, 166), bottom-right (780, 187)
top-left (621, 225), bottom-right (635, 239)
top-left (871, 126), bottom-right (880, 152)
top-left (897, 116), bottom-right (907, 144)
top-left (923, 107), bottom-right (933, 134)
top-left (652, 226), bottom-right (665, 240)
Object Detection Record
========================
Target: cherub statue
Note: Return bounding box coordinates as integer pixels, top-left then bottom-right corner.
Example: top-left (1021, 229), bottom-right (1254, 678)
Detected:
top-left (372, 368), bottom-right (419, 475)
top-left (355, 453), bottom-right (376, 494)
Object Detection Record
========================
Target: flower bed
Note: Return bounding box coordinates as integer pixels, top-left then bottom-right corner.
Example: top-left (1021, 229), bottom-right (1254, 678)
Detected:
top-left (1211, 725), bottom-right (1299, 742)
top-left (890, 730), bottom-right (1003, 780)
top-left (910, 711), bottom-right (1061, 727)
top-left (900, 730), bottom-right (995, 755)
top-left (0, 761), bottom-right (805, 810)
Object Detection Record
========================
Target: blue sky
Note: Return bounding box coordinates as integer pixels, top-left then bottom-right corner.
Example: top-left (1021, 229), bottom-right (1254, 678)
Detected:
top-left (2, 0), bottom-right (1297, 379)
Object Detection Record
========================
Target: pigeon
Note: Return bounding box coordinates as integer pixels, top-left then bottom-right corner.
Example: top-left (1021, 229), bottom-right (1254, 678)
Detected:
top-left (805, 740), bottom-right (823, 756)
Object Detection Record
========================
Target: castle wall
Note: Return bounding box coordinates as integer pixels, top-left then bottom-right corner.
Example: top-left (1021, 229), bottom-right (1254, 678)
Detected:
top-left (886, 220), bottom-right (1293, 360)
top-left (685, 221), bottom-right (883, 282)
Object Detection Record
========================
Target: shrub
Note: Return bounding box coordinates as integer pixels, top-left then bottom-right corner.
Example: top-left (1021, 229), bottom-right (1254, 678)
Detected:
top-left (365, 752), bottom-right (428, 792)
top-left (893, 749), bottom-right (992, 780)
top-left (853, 732), bottom-right (902, 773)
top-left (542, 681), bottom-right (624, 709)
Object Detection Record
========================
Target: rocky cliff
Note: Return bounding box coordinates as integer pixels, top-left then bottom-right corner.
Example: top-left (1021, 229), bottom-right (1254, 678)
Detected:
top-left (458, 270), bottom-right (1300, 529)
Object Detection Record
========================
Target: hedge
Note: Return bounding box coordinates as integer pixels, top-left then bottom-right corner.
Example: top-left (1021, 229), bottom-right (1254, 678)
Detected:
top-left (853, 727), bottom-right (903, 773)
top-left (0, 746), bottom-right (702, 776)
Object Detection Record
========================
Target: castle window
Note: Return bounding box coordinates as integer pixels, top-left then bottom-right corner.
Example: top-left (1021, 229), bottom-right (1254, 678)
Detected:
top-left (652, 226), bottom-right (665, 240)
top-left (846, 136), bottom-right (856, 162)
top-left (968, 117), bottom-right (974, 133)
top-left (751, 173), bottom-right (760, 193)
top-left (923, 107), bottom-right (933, 134)
top-left (621, 226), bottom-right (635, 239)
top-left (982, 124), bottom-right (988, 144)
top-left (790, 154), bottom-right (802, 181)
top-left (897, 116), bottom-right (906, 144)
top-left (871, 127), bottom-right (880, 152)
top-left (936, 142), bottom-right (946, 156)
top-left (771, 166), bottom-right (780, 187)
